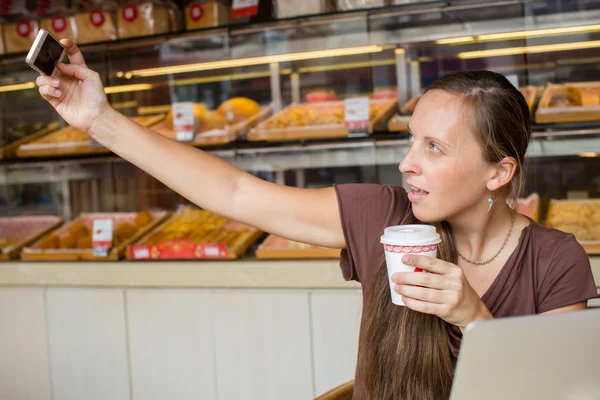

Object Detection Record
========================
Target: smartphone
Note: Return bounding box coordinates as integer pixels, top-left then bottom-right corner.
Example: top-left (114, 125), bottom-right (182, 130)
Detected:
top-left (25, 29), bottom-right (67, 76)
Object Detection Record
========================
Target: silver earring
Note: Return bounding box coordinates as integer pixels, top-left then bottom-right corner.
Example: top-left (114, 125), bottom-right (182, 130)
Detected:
top-left (487, 192), bottom-right (493, 212)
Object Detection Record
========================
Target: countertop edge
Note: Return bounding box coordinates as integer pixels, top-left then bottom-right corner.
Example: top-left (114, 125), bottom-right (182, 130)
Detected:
top-left (0, 259), bottom-right (361, 289)
top-left (0, 257), bottom-right (597, 289)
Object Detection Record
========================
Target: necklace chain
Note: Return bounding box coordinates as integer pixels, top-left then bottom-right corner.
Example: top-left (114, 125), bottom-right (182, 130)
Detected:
top-left (457, 210), bottom-right (515, 266)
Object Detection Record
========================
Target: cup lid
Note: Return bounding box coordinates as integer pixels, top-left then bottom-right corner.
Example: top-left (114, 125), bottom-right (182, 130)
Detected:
top-left (380, 224), bottom-right (441, 246)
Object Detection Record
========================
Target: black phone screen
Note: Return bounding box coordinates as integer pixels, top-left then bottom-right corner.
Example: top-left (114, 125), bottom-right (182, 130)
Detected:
top-left (33, 34), bottom-right (64, 76)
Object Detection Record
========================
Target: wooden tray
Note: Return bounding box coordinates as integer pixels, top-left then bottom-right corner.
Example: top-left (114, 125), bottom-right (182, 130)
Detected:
top-left (16, 114), bottom-right (165, 158)
top-left (128, 208), bottom-right (262, 260)
top-left (545, 198), bottom-right (600, 255)
top-left (388, 114), bottom-right (411, 132)
top-left (248, 99), bottom-right (397, 142)
top-left (152, 106), bottom-right (272, 146)
top-left (1, 121), bottom-right (60, 160)
top-left (514, 192), bottom-right (540, 222)
top-left (535, 82), bottom-right (600, 124)
top-left (21, 211), bottom-right (169, 261)
top-left (255, 234), bottom-right (341, 259)
top-left (0, 216), bottom-right (64, 260)
top-left (519, 86), bottom-right (538, 113)
top-left (387, 96), bottom-right (420, 132)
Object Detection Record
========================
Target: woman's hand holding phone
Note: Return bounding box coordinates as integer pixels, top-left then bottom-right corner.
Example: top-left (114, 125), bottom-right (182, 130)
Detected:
top-left (35, 39), bottom-right (112, 134)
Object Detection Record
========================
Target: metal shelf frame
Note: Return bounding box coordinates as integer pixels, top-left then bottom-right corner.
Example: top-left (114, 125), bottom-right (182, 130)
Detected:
top-left (1, 129), bottom-right (598, 186)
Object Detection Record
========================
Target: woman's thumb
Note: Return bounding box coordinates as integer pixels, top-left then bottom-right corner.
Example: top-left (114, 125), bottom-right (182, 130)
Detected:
top-left (56, 62), bottom-right (97, 81)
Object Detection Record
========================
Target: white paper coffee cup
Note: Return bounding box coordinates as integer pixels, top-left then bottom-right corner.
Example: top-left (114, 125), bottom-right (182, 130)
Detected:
top-left (380, 224), bottom-right (441, 306)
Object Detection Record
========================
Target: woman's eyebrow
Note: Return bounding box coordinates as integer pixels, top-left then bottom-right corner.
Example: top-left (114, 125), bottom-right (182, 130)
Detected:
top-left (408, 124), bottom-right (452, 148)
top-left (424, 135), bottom-right (453, 148)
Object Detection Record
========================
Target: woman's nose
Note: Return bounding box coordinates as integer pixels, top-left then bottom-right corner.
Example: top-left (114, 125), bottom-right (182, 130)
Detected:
top-left (399, 147), bottom-right (420, 175)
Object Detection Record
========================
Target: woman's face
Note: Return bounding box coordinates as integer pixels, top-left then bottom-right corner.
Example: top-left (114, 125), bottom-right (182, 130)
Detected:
top-left (399, 90), bottom-right (494, 223)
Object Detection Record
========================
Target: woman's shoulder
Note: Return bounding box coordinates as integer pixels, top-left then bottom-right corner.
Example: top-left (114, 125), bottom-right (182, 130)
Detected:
top-left (335, 183), bottom-right (410, 230)
top-left (335, 183), bottom-right (408, 211)
top-left (335, 183), bottom-right (407, 197)
top-left (334, 183), bottom-right (410, 283)
top-left (526, 221), bottom-right (585, 253)
top-left (524, 221), bottom-right (590, 277)
top-left (523, 221), bottom-right (597, 313)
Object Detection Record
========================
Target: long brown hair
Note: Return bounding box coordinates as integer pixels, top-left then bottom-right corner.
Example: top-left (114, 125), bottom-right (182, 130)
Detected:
top-left (356, 71), bottom-right (531, 399)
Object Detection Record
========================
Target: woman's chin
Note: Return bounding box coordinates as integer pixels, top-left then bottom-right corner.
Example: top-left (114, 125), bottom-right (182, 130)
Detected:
top-left (412, 205), bottom-right (443, 224)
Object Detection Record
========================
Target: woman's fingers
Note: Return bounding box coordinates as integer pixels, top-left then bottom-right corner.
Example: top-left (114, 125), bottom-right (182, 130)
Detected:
top-left (36, 76), bottom-right (60, 88)
top-left (39, 85), bottom-right (62, 99)
top-left (60, 39), bottom-right (87, 66)
top-left (56, 62), bottom-right (96, 81)
top-left (392, 271), bottom-right (448, 290)
top-left (395, 284), bottom-right (445, 304)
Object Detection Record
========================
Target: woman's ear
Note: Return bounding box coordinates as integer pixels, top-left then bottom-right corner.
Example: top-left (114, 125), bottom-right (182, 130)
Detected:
top-left (487, 156), bottom-right (517, 192)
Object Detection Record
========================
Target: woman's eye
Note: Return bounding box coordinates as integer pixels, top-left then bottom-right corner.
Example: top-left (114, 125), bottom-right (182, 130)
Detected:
top-left (408, 134), bottom-right (415, 143)
top-left (429, 142), bottom-right (441, 153)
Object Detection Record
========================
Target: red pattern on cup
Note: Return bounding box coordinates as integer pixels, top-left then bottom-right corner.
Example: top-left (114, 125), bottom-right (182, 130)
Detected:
top-left (384, 244), bottom-right (438, 254)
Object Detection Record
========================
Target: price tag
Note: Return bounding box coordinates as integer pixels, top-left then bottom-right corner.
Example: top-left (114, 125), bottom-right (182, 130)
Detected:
top-left (345, 97), bottom-right (370, 135)
top-left (172, 102), bottom-right (195, 142)
top-left (92, 219), bottom-right (113, 257)
top-left (232, 0), bottom-right (259, 18)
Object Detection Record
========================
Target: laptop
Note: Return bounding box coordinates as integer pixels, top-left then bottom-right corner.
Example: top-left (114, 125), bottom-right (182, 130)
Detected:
top-left (450, 308), bottom-right (600, 400)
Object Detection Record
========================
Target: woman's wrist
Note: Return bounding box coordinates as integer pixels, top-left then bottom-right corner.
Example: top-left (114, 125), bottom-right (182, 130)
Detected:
top-left (460, 302), bottom-right (494, 333)
top-left (88, 105), bottom-right (118, 145)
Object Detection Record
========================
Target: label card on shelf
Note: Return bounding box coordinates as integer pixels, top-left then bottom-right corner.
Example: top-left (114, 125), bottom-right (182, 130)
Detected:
top-left (173, 102), bottom-right (195, 142)
top-left (92, 219), bottom-right (113, 257)
top-left (345, 97), bottom-right (370, 135)
top-left (232, 0), bottom-right (259, 18)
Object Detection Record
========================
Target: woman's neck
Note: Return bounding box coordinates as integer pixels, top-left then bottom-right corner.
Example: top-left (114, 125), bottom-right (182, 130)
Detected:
top-left (448, 197), bottom-right (515, 262)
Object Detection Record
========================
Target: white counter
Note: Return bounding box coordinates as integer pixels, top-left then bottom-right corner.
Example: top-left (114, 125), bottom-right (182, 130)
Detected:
top-left (0, 257), bottom-right (597, 400)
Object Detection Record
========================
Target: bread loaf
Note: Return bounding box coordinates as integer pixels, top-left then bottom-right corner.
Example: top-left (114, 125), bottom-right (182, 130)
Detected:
top-left (40, 15), bottom-right (77, 42)
top-left (4, 20), bottom-right (39, 54)
top-left (75, 10), bottom-right (117, 44)
top-left (185, 2), bottom-right (230, 29)
top-left (117, 2), bottom-right (170, 39)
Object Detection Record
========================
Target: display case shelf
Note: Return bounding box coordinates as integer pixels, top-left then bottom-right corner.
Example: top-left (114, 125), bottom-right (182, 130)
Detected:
top-left (1, 128), bottom-right (598, 185)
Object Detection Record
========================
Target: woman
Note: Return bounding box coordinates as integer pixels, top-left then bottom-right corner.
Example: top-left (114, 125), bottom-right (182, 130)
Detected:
top-left (37, 40), bottom-right (597, 399)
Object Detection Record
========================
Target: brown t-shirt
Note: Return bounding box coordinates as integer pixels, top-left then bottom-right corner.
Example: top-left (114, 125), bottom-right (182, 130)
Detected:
top-left (335, 183), bottom-right (599, 396)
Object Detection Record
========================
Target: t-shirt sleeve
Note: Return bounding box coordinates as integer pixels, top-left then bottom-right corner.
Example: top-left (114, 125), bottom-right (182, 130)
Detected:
top-left (334, 183), bottom-right (410, 285)
top-left (537, 235), bottom-right (599, 313)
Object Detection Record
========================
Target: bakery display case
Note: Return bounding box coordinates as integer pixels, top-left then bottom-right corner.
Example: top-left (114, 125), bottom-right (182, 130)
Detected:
top-left (0, 0), bottom-right (599, 260)
top-left (1, 3), bottom-right (599, 400)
